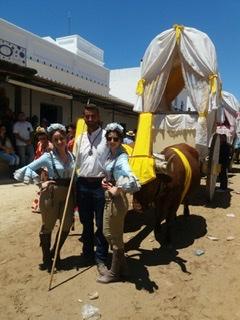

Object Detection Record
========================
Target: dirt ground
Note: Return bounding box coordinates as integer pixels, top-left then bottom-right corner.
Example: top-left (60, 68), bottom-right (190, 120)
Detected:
top-left (1, 167), bottom-right (240, 320)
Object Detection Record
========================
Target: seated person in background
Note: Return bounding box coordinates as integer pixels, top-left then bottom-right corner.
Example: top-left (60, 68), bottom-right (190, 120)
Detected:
top-left (0, 124), bottom-right (19, 168)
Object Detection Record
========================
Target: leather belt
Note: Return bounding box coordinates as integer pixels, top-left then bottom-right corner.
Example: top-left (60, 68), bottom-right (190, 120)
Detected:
top-left (78, 177), bottom-right (103, 183)
top-left (54, 179), bottom-right (70, 186)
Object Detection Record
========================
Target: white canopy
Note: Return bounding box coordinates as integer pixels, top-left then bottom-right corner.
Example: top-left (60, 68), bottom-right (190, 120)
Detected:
top-left (216, 91), bottom-right (240, 143)
top-left (221, 91), bottom-right (240, 116)
top-left (134, 25), bottom-right (221, 147)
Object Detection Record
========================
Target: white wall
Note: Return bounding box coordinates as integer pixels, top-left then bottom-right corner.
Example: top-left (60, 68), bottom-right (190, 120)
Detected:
top-left (55, 35), bottom-right (104, 67)
top-left (0, 19), bottom-right (109, 97)
top-left (110, 67), bottom-right (140, 104)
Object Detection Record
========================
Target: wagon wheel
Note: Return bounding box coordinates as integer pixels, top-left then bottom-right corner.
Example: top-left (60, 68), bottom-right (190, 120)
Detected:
top-left (206, 133), bottom-right (221, 201)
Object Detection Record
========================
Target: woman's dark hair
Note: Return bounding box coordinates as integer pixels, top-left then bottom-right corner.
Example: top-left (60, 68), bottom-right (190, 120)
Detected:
top-left (105, 129), bottom-right (124, 142)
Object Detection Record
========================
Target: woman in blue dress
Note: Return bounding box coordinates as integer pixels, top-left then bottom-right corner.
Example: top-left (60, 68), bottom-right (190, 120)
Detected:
top-left (14, 123), bottom-right (75, 271)
top-left (97, 123), bottom-right (140, 283)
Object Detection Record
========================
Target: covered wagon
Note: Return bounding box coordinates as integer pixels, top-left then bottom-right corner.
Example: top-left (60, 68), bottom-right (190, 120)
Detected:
top-left (132, 25), bottom-right (222, 200)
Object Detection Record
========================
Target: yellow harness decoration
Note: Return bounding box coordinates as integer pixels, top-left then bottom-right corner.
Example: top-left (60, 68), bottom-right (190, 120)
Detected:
top-left (170, 147), bottom-right (192, 203)
top-left (124, 112), bottom-right (156, 185)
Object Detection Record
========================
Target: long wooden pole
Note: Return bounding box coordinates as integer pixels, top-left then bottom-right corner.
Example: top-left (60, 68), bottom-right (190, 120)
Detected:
top-left (48, 119), bottom-right (86, 290)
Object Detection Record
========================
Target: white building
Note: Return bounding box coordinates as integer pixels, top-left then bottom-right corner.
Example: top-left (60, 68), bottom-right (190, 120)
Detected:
top-left (0, 18), bottom-right (137, 130)
top-left (110, 67), bottom-right (140, 104)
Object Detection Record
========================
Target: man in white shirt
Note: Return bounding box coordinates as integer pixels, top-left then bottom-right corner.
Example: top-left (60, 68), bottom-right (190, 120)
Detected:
top-left (75, 104), bottom-right (109, 275)
top-left (13, 112), bottom-right (34, 166)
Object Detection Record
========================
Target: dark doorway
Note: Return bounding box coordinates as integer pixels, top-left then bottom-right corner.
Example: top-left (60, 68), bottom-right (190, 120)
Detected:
top-left (40, 103), bottom-right (63, 124)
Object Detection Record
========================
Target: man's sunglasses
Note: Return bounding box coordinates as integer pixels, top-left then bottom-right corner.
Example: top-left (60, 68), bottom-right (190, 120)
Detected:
top-left (106, 136), bottom-right (120, 142)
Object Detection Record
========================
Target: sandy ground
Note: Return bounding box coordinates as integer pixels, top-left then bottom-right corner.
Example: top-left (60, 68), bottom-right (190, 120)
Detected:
top-left (1, 167), bottom-right (240, 320)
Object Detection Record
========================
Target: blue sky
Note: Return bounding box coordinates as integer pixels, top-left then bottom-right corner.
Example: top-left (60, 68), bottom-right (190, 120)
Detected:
top-left (1, 0), bottom-right (240, 99)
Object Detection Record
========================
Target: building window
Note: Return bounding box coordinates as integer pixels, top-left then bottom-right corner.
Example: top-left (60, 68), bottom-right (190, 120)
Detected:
top-left (40, 103), bottom-right (63, 124)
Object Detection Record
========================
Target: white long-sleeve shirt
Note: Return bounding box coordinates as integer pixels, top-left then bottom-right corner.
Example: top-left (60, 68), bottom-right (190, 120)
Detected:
top-left (74, 127), bottom-right (109, 177)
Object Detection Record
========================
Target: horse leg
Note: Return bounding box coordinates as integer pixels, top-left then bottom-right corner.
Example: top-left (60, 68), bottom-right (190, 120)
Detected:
top-left (183, 202), bottom-right (190, 218)
top-left (153, 206), bottom-right (162, 241)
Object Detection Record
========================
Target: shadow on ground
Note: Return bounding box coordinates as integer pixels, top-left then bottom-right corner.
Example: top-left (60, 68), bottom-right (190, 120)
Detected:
top-left (189, 183), bottom-right (232, 209)
top-left (126, 246), bottom-right (191, 292)
top-left (123, 208), bottom-right (207, 291)
top-left (125, 210), bottom-right (207, 251)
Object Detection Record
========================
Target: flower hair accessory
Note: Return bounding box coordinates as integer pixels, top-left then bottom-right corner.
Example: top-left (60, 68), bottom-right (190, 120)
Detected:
top-left (47, 123), bottom-right (66, 133)
top-left (105, 122), bottom-right (124, 133)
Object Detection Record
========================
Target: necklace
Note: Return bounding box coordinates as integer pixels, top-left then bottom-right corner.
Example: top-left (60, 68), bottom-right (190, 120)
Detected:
top-left (87, 129), bottom-right (102, 156)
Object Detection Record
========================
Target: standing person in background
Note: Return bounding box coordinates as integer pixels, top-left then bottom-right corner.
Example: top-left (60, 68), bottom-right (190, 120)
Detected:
top-left (13, 112), bottom-right (34, 166)
top-left (66, 123), bottom-right (76, 152)
top-left (14, 124), bottom-right (75, 271)
top-left (97, 123), bottom-right (140, 283)
top-left (74, 104), bottom-right (109, 275)
top-left (234, 134), bottom-right (240, 164)
top-left (34, 127), bottom-right (53, 160)
top-left (218, 134), bottom-right (231, 192)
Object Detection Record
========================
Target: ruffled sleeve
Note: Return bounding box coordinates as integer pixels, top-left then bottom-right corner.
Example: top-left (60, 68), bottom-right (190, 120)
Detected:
top-left (114, 153), bottom-right (141, 193)
top-left (13, 153), bottom-right (50, 184)
top-left (116, 175), bottom-right (141, 193)
top-left (14, 166), bottom-right (40, 184)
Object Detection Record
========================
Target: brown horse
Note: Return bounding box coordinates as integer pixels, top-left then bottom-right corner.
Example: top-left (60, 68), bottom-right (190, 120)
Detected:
top-left (133, 143), bottom-right (200, 246)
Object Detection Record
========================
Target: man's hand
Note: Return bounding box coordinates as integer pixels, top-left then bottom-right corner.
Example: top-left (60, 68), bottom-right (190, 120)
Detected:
top-left (102, 178), bottom-right (112, 190)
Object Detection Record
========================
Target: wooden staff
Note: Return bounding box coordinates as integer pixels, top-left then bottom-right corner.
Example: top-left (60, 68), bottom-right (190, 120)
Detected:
top-left (48, 119), bottom-right (86, 290)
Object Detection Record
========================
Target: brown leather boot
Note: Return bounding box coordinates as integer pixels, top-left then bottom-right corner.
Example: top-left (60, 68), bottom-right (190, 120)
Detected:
top-left (39, 233), bottom-right (52, 272)
top-left (97, 249), bottom-right (121, 283)
top-left (50, 231), bottom-right (69, 269)
top-left (119, 249), bottom-right (129, 277)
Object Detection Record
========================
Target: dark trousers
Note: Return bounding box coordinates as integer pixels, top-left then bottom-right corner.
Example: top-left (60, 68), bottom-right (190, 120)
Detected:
top-left (76, 177), bottom-right (108, 264)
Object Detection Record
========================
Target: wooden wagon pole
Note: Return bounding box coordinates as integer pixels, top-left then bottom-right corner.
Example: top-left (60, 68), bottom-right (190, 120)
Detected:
top-left (48, 119), bottom-right (86, 291)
